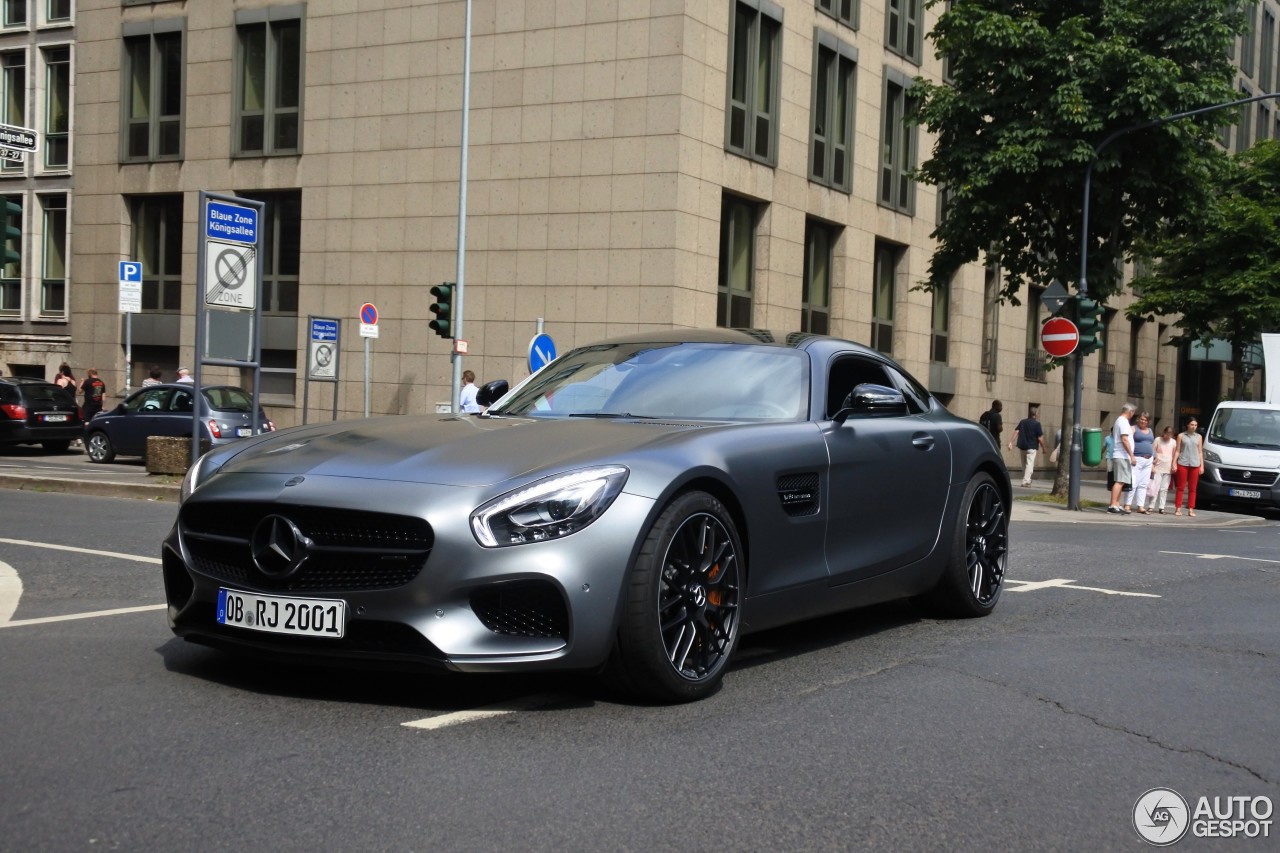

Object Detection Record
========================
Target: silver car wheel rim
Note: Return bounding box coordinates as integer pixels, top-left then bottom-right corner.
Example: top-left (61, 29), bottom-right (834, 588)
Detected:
top-left (966, 482), bottom-right (1008, 604)
top-left (657, 512), bottom-right (740, 682)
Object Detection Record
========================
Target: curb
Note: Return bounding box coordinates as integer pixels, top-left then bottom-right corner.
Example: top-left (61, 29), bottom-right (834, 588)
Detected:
top-left (0, 474), bottom-right (179, 502)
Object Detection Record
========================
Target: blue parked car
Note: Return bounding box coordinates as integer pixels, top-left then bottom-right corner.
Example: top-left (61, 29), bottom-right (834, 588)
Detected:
top-left (85, 384), bottom-right (274, 463)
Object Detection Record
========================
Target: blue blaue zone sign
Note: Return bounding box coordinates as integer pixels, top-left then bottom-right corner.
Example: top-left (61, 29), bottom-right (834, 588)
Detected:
top-left (311, 319), bottom-right (338, 341)
top-left (206, 201), bottom-right (259, 245)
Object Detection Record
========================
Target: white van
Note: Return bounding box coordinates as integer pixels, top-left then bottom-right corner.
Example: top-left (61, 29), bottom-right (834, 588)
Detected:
top-left (1200, 401), bottom-right (1280, 510)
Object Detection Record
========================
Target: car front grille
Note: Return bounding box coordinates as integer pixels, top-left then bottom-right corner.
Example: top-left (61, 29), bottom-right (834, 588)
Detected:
top-left (1217, 468), bottom-right (1279, 487)
top-left (471, 581), bottom-right (569, 640)
top-left (181, 502), bottom-right (433, 592)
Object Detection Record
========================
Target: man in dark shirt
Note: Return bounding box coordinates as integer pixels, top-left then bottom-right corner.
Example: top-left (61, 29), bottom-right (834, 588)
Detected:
top-left (81, 368), bottom-right (106, 423)
top-left (1008, 405), bottom-right (1047, 487)
top-left (979, 399), bottom-right (1003, 443)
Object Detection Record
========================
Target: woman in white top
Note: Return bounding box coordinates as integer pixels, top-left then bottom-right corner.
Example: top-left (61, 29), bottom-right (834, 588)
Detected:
top-left (1146, 425), bottom-right (1177, 513)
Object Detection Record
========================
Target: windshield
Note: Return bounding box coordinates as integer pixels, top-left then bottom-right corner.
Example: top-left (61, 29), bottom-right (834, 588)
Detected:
top-left (490, 342), bottom-right (808, 421)
top-left (1208, 407), bottom-right (1280, 450)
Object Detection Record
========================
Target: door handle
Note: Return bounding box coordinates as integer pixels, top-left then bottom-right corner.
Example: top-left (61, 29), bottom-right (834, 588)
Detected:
top-left (911, 432), bottom-right (935, 450)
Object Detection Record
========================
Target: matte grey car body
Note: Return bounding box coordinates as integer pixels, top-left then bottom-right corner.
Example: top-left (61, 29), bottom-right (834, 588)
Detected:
top-left (163, 330), bottom-right (1010, 701)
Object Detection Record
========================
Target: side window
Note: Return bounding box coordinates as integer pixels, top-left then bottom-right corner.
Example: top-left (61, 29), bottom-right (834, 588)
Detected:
top-left (885, 365), bottom-right (930, 414)
top-left (169, 389), bottom-right (193, 412)
top-left (126, 387), bottom-right (170, 412)
top-left (826, 355), bottom-right (893, 418)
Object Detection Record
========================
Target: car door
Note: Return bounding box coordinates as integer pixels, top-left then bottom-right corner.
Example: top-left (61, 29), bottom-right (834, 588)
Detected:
top-left (113, 387), bottom-right (175, 455)
top-left (822, 354), bottom-right (952, 586)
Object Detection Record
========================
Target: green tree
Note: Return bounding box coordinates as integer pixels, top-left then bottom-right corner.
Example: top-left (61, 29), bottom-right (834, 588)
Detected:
top-left (914, 0), bottom-right (1240, 496)
top-left (1130, 140), bottom-right (1280, 399)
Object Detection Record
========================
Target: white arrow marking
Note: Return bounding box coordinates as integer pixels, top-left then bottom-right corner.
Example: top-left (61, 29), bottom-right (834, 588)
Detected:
top-left (403, 695), bottom-right (562, 730)
top-left (534, 345), bottom-right (550, 365)
top-left (1005, 578), bottom-right (1160, 597)
top-left (0, 538), bottom-right (161, 564)
top-left (1160, 550), bottom-right (1280, 565)
top-left (0, 560), bottom-right (21, 623)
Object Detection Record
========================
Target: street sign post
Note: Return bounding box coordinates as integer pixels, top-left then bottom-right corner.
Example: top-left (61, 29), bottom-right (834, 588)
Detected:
top-left (119, 261), bottom-right (143, 394)
top-left (359, 303), bottom-right (378, 417)
top-left (1041, 279), bottom-right (1070, 315)
top-left (1041, 317), bottom-right (1080, 358)
top-left (0, 122), bottom-right (39, 154)
top-left (528, 333), bottom-right (557, 373)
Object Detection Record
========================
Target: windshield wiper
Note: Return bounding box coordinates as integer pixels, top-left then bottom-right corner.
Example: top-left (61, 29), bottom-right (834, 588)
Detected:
top-left (567, 412), bottom-right (660, 419)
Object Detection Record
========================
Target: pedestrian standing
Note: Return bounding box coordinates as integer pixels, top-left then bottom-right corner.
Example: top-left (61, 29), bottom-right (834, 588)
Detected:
top-left (54, 362), bottom-right (76, 393)
top-left (175, 367), bottom-right (194, 384)
top-left (81, 368), bottom-right (106, 424)
top-left (1173, 417), bottom-right (1204, 517)
top-left (979, 400), bottom-right (1003, 443)
top-left (1008, 406), bottom-right (1047, 487)
top-left (1147, 425), bottom-right (1176, 513)
top-left (460, 370), bottom-right (481, 413)
top-left (141, 366), bottom-right (163, 387)
top-left (1126, 412), bottom-right (1155, 513)
top-left (1108, 403), bottom-right (1137, 513)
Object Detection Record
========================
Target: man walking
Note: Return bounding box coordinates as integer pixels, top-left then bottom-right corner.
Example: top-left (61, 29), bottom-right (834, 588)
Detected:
top-left (979, 400), bottom-right (1003, 443)
top-left (1008, 406), bottom-right (1047, 487)
top-left (1108, 403), bottom-right (1138, 513)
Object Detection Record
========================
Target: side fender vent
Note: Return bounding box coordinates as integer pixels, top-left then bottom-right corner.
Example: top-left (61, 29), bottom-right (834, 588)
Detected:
top-left (777, 473), bottom-right (820, 517)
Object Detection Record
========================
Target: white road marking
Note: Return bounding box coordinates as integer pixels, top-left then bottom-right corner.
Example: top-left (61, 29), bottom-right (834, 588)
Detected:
top-left (0, 540), bottom-right (163, 628)
top-left (0, 604), bottom-right (166, 629)
top-left (1160, 550), bottom-right (1280, 565)
top-left (0, 537), bottom-right (161, 564)
top-left (1005, 578), bottom-right (1160, 598)
top-left (0, 560), bottom-right (21, 623)
top-left (402, 695), bottom-right (561, 731)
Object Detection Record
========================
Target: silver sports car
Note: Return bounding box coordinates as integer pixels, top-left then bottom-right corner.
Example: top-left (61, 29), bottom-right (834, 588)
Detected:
top-left (163, 330), bottom-right (1009, 702)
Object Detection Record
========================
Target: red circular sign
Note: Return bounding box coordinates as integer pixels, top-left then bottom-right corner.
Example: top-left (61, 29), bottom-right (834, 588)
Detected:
top-left (359, 302), bottom-right (378, 325)
top-left (1040, 317), bottom-right (1080, 357)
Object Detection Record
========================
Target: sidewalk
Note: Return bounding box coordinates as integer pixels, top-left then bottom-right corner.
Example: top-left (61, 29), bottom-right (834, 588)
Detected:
top-left (1009, 475), bottom-right (1270, 527)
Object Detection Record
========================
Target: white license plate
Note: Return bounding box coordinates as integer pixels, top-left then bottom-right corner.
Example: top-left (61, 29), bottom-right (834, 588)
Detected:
top-left (1228, 488), bottom-right (1263, 499)
top-left (42, 414), bottom-right (67, 423)
top-left (217, 589), bottom-right (345, 638)
top-left (236, 427), bottom-right (252, 437)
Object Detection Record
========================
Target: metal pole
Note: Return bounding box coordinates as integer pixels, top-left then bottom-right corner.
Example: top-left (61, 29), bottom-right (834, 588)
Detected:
top-left (1070, 92), bottom-right (1280, 510)
top-left (124, 313), bottom-right (132, 396)
top-left (451, 0), bottom-right (472, 414)
top-left (364, 336), bottom-right (371, 418)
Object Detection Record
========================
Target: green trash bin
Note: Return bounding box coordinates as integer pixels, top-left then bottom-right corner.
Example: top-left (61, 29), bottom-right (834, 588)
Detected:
top-left (1082, 428), bottom-right (1103, 467)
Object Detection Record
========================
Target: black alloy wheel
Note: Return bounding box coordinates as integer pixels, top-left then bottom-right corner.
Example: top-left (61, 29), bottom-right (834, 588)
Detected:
top-left (607, 491), bottom-right (743, 703)
top-left (916, 472), bottom-right (1008, 618)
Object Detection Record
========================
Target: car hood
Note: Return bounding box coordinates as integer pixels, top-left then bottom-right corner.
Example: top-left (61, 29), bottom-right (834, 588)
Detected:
top-left (216, 414), bottom-right (718, 487)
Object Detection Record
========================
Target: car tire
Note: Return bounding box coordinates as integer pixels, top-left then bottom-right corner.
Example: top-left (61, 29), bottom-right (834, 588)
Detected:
top-left (41, 440), bottom-right (71, 453)
top-left (605, 491), bottom-right (743, 703)
top-left (915, 472), bottom-right (1008, 618)
top-left (85, 431), bottom-right (116, 464)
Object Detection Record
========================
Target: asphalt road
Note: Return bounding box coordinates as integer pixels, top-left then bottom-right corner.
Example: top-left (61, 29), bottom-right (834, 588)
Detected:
top-left (1, 490), bottom-right (1277, 851)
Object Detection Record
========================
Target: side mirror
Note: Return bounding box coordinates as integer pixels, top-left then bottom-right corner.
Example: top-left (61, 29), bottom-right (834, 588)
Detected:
top-left (476, 379), bottom-right (509, 408)
top-left (834, 383), bottom-right (908, 423)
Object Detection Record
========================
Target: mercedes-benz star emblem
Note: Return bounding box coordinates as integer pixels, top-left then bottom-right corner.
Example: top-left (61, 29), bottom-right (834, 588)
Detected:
top-left (250, 515), bottom-right (312, 578)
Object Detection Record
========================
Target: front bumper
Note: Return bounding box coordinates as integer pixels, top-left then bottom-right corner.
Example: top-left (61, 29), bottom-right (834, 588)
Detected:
top-left (163, 472), bottom-right (656, 673)
top-left (1200, 463), bottom-right (1280, 509)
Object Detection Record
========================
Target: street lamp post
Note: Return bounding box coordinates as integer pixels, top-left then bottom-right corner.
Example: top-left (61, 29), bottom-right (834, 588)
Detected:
top-left (1069, 91), bottom-right (1280, 510)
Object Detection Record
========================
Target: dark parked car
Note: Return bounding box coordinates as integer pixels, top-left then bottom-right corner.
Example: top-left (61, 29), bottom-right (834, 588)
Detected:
top-left (86, 383), bottom-right (273, 463)
top-left (0, 376), bottom-right (84, 453)
top-left (165, 330), bottom-right (1010, 702)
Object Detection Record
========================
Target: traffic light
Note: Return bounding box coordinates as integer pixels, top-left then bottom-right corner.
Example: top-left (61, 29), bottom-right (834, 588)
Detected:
top-left (429, 282), bottom-right (454, 339)
top-left (1075, 296), bottom-right (1104, 355)
top-left (3, 197), bottom-right (20, 273)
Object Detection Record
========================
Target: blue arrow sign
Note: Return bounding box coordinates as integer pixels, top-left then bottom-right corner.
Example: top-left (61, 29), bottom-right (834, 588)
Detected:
top-left (528, 333), bottom-right (557, 373)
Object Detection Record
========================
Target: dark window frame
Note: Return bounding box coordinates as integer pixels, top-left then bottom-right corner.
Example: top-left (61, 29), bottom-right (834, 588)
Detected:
top-left (809, 30), bottom-right (857, 192)
top-left (233, 5), bottom-right (304, 157)
top-left (885, 0), bottom-right (922, 64)
top-left (725, 0), bottom-right (783, 166)
top-left (129, 194), bottom-right (183, 313)
top-left (878, 67), bottom-right (918, 213)
top-left (802, 218), bottom-right (837, 335)
top-left (717, 194), bottom-right (758, 328)
top-left (872, 241), bottom-right (901, 355)
top-left (121, 19), bottom-right (185, 163)
top-left (816, 0), bottom-right (857, 29)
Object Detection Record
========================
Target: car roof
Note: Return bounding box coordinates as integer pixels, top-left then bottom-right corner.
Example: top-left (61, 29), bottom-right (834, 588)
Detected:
top-left (0, 377), bottom-right (59, 387)
top-left (586, 328), bottom-right (883, 357)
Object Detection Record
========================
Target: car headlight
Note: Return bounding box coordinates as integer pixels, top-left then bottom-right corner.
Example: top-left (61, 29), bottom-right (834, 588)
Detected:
top-left (180, 452), bottom-right (226, 503)
top-left (1203, 448), bottom-right (1220, 464)
top-left (471, 466), bottom-right (628, 547)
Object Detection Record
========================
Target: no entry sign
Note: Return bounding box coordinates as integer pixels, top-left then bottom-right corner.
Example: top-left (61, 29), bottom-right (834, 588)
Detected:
top-left (1041, 316), bottom-right (1080, 357)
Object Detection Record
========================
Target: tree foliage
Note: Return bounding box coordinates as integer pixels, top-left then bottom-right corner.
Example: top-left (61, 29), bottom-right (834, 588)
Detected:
top-left (1129, 140), bottom-right (1280, 396)
top-left (914, 0), bottom-right (1240, 304)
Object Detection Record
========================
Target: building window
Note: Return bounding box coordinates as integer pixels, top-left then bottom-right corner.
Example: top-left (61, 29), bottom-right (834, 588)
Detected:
top-left (872, 241), bottom-right (900, 354)
top-left (42, 46), bottom-right (68, 169)
top-left (130, 195), bottom-right (182, 312)
top-left (816, 0), bottom-right (856, 29)
top-left (123, 28), bottom-right (183, 162)
top-left (1241, 2), bottom-right (1257, 81)
top-left (717, 194), bottom-right (757, 328)
top-left (46, 0), bottom-right (70, 22)
top-left (239, 190), bottom-right (300, 314)
top-left (2, 51), bottom-right (25, 174)
top-left (886, 0), bottom-right (921, 64)
top-left (235, 15), bottom-right (302, 156)
top-left (0, 194), bottom-right (19, 314)
top-left (931, 277), bottom-right (950, 363)
top-left (802, 219), bottom-right (835, 335)
top-left (879, 69), bottom-right (918, 213)
top-left (1239, 85), bottom-right (1254, 152)
top-left (3, 0), bottom-right (26, 27)
top-left (810, 32), bottom-right (856, 192)
top-left (1024, 286), bottom-right (1047, 381)
top-left (726, 0), bottom-right (782, 166)
top-left (1262, 9), bottom-right (1275, 92)
top-left (39, 193), bottom-right (65, 316)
